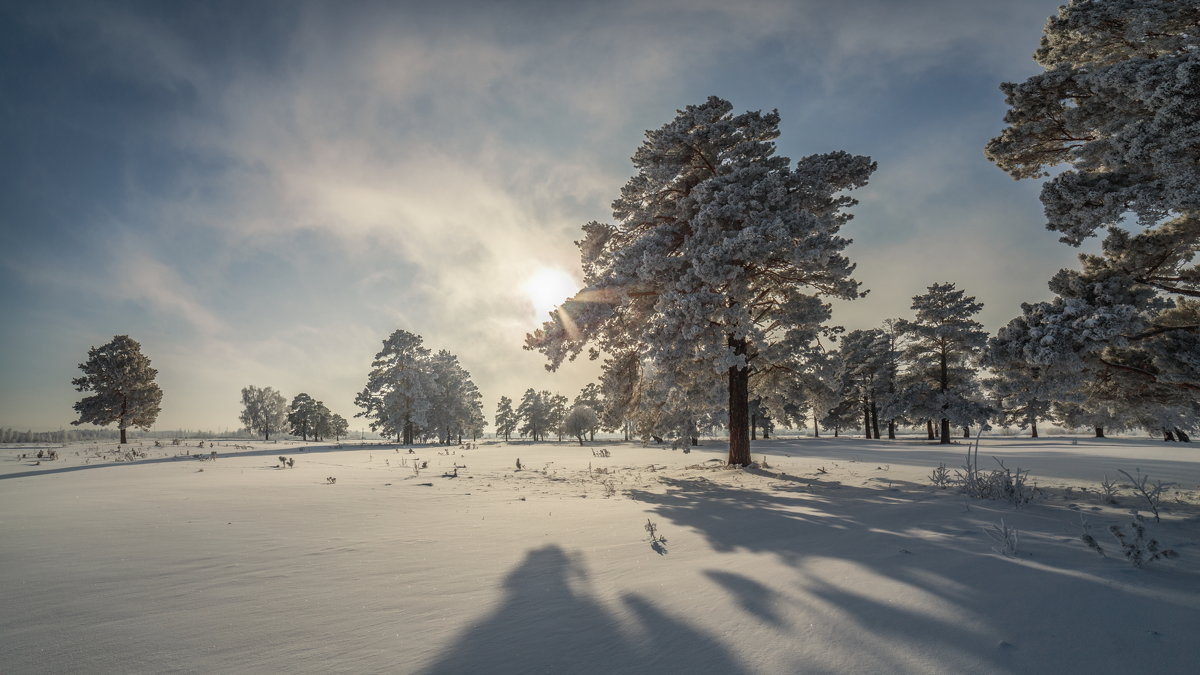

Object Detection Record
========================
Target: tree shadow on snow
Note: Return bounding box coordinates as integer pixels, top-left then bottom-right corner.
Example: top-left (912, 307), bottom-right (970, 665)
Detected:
top-left (421, 545), bottom-right (747, 675)
top-left (627, 471), bottom-right (1200, 673)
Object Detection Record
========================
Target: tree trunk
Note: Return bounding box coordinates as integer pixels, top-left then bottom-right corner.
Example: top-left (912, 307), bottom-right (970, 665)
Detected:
top-left (1095, 426), bottom-right (1105, 438)
top-left (691, 436), bottom-right (699, 446)
top-left (762, 425), bottom-right (770, 440)
top-left (963, 425), bottom-right (970, 439)
top-left (727, 337), bottom-right (751, 466)
top-left (120, 427), bottom-right (127, 445)
top-left (119, 396), bottom-right (128, 444)
top-left (863, 397), bottom-right (871, 439)
top-left (887, 419), bottom-right (895, 440)
top-left (939, 346), bottom-right (951, 444)
top-left (751, 413), bottom-right (757, 441)
top-left (1030, 414), bottom-right (1038, 438)
top-left (813, 417), bottom-right (819, 438)
top-left (870, 396), bottom-right (880, 440)
top-left (1164, 429), bottom-right (1176, 442)
top-left (577, 435), bottom-right (583, 446)
top-left (1176, 428), bottom-right (1191, 442)
top-left (926, 419), bottom-right (935, 440)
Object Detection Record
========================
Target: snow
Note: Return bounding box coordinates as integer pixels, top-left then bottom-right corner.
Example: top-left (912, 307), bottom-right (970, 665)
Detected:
top-left (2, 435), bottom-right (1198, 673)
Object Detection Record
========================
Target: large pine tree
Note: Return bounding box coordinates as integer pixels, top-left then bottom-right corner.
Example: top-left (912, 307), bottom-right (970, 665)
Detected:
top-left (986, 0), bottom-right (1200, 399)
top-left (525, 97), bottom-right (874, 465)
top-left (71, 335), bottom-right (163, 444)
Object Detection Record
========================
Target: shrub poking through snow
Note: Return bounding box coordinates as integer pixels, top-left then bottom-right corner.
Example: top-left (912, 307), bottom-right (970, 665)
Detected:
top-left (955, 449), bottom-right (1038, 507)
top-left (1079, 516), bottom-right (1106, 558)
top-left (985, 518), bottom-right (1019, 557)
top-left (929, 463), bottom-right (952, 488)
top-left (326, 476), bottom-right (336, 484)
top-left (1098, 475), bottom-right (1120, 505)
top-left (645, 519), bottom-right (668, 554)
top-left (1118, 469), bottom-right (1169, 522)
top-left (1106, 518), bottom-right (1177, 568)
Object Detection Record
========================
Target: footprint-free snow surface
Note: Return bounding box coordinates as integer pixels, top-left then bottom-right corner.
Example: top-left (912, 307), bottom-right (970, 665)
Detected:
top-left (2, 436), bottom-right (1198, 673)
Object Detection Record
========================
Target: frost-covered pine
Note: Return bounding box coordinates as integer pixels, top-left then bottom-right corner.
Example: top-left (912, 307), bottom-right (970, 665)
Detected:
top-left (239, 385), bottom-right (287, 441)
top-left (896, 283), bottom-right (991, 444)
top-left (526, 97), bottom-right (875, 465)
top-left (355, 331), bottom-right (484, 444)
top-left (71, 334), bottom-right (163, 444)
top-left (983, 312), bottom-right (1084, 438)
top-left (517, 388), bottom-right (550, 442)
top-left (494, 396), bottom-right (518, 442)
top-left (330, 413), bottom-right (350, 441)
top-left (986, 0), bottom-right (1200, 398)
top-left (836, 328), bottom-right (902, 439)
top-left (355, 330), bottom-right (435, 443)
top-left (287, 393), bottom-right (318, 441)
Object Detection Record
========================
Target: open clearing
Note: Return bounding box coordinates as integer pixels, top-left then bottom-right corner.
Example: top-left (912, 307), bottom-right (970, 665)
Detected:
top-left (2, 436), bottom-right (1198, 673)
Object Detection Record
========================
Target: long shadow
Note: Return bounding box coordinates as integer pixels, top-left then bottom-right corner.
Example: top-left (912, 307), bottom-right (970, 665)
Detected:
top-left (0, 442), bottom-right (392, 481)
top-left (750, 437), bottom-right (1200, 485)
top-left (422, 545), bottom-right (747, 674)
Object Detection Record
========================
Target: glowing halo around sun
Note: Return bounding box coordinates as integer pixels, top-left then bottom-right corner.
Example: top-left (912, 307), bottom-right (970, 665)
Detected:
top-left (525, 267), bottom-right (579, 316)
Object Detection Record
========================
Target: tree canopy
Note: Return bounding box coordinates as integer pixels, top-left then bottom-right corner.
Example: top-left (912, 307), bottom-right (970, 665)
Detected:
top-left (71, 335), bottom-right (163, 444)
top-left (526, 96), bottom-right (874, 464)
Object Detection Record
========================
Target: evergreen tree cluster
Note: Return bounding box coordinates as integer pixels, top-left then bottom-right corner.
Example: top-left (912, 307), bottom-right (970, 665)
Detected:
top-left (354, 330), bottom-right (486, 444)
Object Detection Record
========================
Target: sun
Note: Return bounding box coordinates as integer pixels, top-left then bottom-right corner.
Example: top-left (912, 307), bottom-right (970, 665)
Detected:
top-left (525, 267), bottom-right (579, 316)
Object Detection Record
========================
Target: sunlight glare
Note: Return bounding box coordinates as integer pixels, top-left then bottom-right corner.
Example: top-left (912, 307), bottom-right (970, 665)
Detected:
top-left (525, 267), bottom-right (578, 316)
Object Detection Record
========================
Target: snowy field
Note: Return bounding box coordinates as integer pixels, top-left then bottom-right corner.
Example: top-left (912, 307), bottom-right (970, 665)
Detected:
top-left (2, 435), bottom-right (1198, 674)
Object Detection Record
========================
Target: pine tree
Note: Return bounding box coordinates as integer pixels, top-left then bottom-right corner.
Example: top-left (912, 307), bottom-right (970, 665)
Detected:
top-left (495, 396), bottom-right (517, 442)
top-left (355, 330), bottom-right (434, 444)
top-left (986, 0), bottom-right (1200, 398)
top-left (71, 335), bottom-right (163, 444)
top-left (287, 393), bottom-right (318, 440)
top-left (896, 283), bottom-right (990, 444)
top-left (517, 388), bottom-right (548, 441)
top-left (526, 97), bottom-right (874, 465)
top-left (239, 385), bottom-right (287, 441)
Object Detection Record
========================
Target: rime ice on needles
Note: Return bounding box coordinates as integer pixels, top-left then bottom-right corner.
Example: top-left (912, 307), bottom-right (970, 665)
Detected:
top-left (525, 97), bottom-right (875, 465)
top-left (986, 0), bottom-right (1200, 411)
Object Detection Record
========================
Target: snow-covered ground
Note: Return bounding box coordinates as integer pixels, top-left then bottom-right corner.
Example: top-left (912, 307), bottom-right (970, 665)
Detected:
top-left (1, 435), bottom-right (1197, 674)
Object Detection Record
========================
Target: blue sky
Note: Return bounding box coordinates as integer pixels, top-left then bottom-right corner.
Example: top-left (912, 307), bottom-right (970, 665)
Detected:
top-left (1, 0), bottom-right (1079, 432)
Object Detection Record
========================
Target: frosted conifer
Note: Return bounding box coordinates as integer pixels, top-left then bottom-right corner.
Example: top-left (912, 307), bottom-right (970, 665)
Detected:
top-left (71, 335), bottom-right (163, 444)
top-left (526, 97), bottom-right (875, 465)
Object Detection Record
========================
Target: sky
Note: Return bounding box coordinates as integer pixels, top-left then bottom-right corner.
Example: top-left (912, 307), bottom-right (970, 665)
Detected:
top-left (0, 0), bottom-right (1083, 433)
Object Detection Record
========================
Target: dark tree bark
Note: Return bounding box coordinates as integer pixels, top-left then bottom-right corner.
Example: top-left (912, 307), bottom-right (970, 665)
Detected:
top-left (813, 417), bottom-right (820, 438)
top-left (887, 419), bottom-right (896, 440)
top-left (1095, 426), bottom-right (1105, 438)
top-left (926, 419), bottom-right (935, 440)
top-left (870, 396), bottom-right (881, 440)
top-left (751, 413), bottom-right (757, 440)
top-left (963, 425), bottom-right (970, 439)
top-left (728, 336), bottom-right (751, 466)
top-left (1030, 413), bottom-right (1039, 438)
top-left (939, 345), bottom-right (951, 445)
top-left (1176, 428), bottom-right (1191, 442)
top-left (1164, 429), bottom-right (1176, 442)
top-left (863, 397), bottom-right (871, 439)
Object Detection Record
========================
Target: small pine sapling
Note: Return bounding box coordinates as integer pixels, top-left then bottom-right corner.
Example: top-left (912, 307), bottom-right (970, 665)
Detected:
top-left (1098, 475), bottom-right (1120, 505)
top-left (929, 463), bottom-right (952, 488)
top-left (1118, 469), bottom-right (1169, 522)
top-left (1107, 518), bottom-right (1178, 568)
top-left (985, 518), bottom-right (1019, 557)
